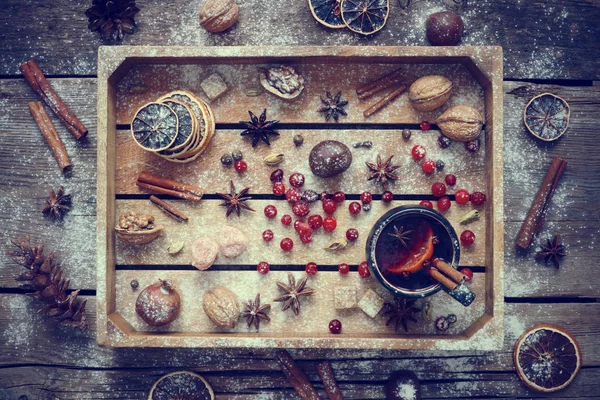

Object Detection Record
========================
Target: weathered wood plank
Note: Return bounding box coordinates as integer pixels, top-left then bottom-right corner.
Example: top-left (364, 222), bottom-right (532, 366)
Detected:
top-left (0, 0), bottom-right (598, 80)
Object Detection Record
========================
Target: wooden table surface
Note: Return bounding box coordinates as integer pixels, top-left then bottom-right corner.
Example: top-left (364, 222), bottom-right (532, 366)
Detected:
top-left (1, 1), bottom-right (599, 399)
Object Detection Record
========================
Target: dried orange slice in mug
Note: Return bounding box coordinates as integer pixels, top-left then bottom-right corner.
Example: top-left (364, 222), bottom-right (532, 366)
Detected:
top-left (514, 324), bottom-right (581, 393)
top-left (148, 370), bottom-right (214, 400)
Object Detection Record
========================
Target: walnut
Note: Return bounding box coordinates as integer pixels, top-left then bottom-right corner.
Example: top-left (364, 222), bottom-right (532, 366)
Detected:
top-left (260, 65), bottom-right (305, 99)
top-left (408, 75), bottom-right (453, 112)
top-left (203, 287), bottom-right (240, 328)
top-left (199, 0), bottom-right (239, 33)
top-left (436, 105), bottom-right (484, 142)
top-left (118, 211), bottom-right (155, 231)
top-left (116, 211), bottom-right (163, 245)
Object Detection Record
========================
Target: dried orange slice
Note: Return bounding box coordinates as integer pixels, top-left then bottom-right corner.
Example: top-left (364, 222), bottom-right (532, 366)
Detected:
top-left (341, 0), bottom-right (390, 36)
top-left (131, 102), bottom-right (179, 152)
top-left (309, 0), bottom-right (345, 29)
top-left (386, 221), bottom-right (434, 275)
top-left (514, 324), bottom-right (582, 393)
top-left (524, 93), bottom-right (570, 142)
top-left (148, 371), bottom-right (214, 400)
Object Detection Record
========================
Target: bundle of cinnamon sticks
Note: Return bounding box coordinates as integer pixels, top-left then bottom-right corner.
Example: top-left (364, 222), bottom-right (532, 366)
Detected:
top-left (277, 350), bottom-right (343, 400)
top-left (136, 171), bottom-right (204, 201)
top-left (429, 258), bottom-right (467, 290)
top-left (356, 69), bottom-right (406, 118)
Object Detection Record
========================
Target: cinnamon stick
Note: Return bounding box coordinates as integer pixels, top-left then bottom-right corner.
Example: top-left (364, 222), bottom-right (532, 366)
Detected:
top-left (356, 68), bottom-right (403, 95)
top-left (276, 350), bottom-right (320, 400)
top-left (515, 156), bottom-right (567, 249)
top-left (429, 268), bottom-right (458, 291)
top-left (149, 195), bottom-right (188, 222)
top-left (20, 60), bottom-right (87, 140)
top-left (363, 85), bottom-right (407, 118)
top-left (317, 361), bottom-right (343, 400)
top-left (433, 259), bottom-right (465, 284)
top-left (137, 171), bottom-right (204, 201)
top-left (357, 76), bottom-right (404, 100)
top-left (28, 102), bottom-right (72, 173)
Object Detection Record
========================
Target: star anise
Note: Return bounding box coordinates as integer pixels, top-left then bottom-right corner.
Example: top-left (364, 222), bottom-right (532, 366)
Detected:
top-left (240, 109), bottom-right (280, 147)
top-left (85, 0), bottom-right (140, 42)
top-left (388, 225), bottom-right (413, 248)
top-left (382, 297), bottom-right (420, 333)
top-left (42, 186), bottom-right (72, 219)
top-left (216, 180), bottom-right (255, 217)
top-left (366, 155), bottom-right (400, 187)
top-left (241, 293), bottom-right (271, 331)
top-left (317, 91), bottom-right (348, 122)
top-left (535, 234), bottom-right (566, 269)
top-left (274, 272), bottom-right (315, 315)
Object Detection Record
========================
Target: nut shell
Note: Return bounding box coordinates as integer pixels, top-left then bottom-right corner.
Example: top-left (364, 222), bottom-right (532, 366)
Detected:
top-left (203, 286), bottom-right (240, 328)
top-left (199, 0), bottom-right (239, 33)
top-left (436, 105), bottom-right (484, 142)
top-left (409, 75), bottom-right (453, 112)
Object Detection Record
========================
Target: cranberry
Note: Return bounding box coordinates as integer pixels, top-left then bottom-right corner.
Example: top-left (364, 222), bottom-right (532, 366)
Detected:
top-left (328, 319), bottom-right (342, 334)
top-left (286, 188), bottom-right (302, 203)
top-left (422, 160), bottom-right (436, 174)
top-left (471, 191), bottom-right (486, 206)
top-left (300, 231), bottom-right (313, 244)
top-left (420, 120), bottom-right (431, 131)
top-left (302, 190), bottom-right (319, 203)
top-left (431, 182), bottom-right (447, 197)
top-left (289, 173), bottom-right (305, 188)
top-left (411, 145), bottom-right (426, 160)
top-left (461, 267), bottom-right (474, 282)
top-left (360, 191), bottom-right (373, 204)
top-left (264, 205), bottom-right (277, 219)
top-left (382, 191), bottom-right (394, 203)
top-left (322, 199), bottom-right (337, 214)
top-left (346, 228), bottom-right (359, 242)
top-left (257, 261), bottom-right (270, 275)
top-left (305, 262), bottom-right (318, 275)
top-left (281, 214), bottom-right (292, 226)
top-left (419, 200), bottom-right (433, 209)
top-left (323, 216), bottom-right (337, 232)
top-left (437, 196), bottom-right (451, 211)
top-left (445, 174), bottom-right (457, 186)
top-left (280, 238), bottom-right (294, 252)
top-left (455, 190), bottom-right (470, 205)
top-left (308, 214), bottom-right (323, 230)
top-left (234, 160), bottom-right (247, 173)
top-left (272, 182), bottom-right (285, 196)
top-left (465, 139), bottom-right (480, 153)
top-left (294, 220), bottom-right (310, 235)
top-left (358, 261), bottom-right (371, 278)
top-left (262, 229), bottom-right (274, 242)
top-left (332, 191), bottom-right (346, 203)
top-left (338, 263), bottom-right (350, 275)
top-left (292, 201), bottom-right (310, 217)
top-left (348, 201), bottom-right (362, 215)
top-left (270, 169), bottom-right (284, 183)
top-left (438, 135), bottom-right (451, 149)
top-left (460, 230), bottom-right (476, 246)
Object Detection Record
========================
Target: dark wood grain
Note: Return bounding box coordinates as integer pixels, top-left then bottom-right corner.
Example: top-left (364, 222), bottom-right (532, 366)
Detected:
top-left (0, 0), bottom-right (598, 80)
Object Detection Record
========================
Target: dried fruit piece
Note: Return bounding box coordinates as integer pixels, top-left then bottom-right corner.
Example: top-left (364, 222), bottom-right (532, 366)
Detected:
top-left (131, 102), bottom-right (179, 152)
top-left (514, 324), bottom-right (581, 393)
top-left (341, 0), bottom-right (390, 36)
top-left (524, 93), bottom-right (570, 141)
top-left (309, 0), bottom-right (345, 28)
top-left (149, 371), bottom-right (214, 400)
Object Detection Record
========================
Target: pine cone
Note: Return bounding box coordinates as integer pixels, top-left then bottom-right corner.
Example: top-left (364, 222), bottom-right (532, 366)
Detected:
top-left (8, 235), bottom-right (88, 330)
top-left (85, 0), bottom-right (140, 41)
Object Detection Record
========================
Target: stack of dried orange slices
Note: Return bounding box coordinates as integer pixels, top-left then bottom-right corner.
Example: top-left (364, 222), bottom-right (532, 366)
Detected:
top-left (131, 90), bottom-right (215, 163)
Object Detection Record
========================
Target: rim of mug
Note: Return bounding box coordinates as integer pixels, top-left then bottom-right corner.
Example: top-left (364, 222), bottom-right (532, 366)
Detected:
top-left (366, 205), bottom-right (461, 298)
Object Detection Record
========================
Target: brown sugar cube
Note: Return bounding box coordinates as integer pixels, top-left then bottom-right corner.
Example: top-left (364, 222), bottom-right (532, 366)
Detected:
top-left (358, 289), bottom-right (384, 318)
top-left (200, 73), bottom-right (229, 102)
top-left (334, 286), bottom-right (357, 310)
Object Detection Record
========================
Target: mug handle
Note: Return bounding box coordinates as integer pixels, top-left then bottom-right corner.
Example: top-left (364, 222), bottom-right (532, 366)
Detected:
top-left (444, 282), bottom-right (476, 307)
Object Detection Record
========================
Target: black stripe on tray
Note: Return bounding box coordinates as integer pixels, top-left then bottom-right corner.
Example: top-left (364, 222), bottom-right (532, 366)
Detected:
top-left (115, 265), bottom-right (486, 272)
top-left (116, 193), bottom-right (453, 201)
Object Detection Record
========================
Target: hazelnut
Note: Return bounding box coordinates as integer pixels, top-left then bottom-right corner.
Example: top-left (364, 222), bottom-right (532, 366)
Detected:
top-left (199, 0), bottom-right (239, 33)
top-left (408, 75), bottom-right (453, 112)
top-left (436, 105), bottom-right (484, 142)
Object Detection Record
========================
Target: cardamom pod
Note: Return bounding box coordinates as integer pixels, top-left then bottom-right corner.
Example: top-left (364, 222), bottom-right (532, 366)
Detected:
top-left (129, 84), bottom-right (148, 94)
top-left (460, 210), bottom-right (480, 225)
top-left (421, 301), bottom-right (433, 322)
top-left (167, 241), bottom-right (185, 255)
top-left (245, 86), bottom-right (262, 97)
top-left (264, 153), bottom-right (284, 166)
top-left (324, 238), bottom-right (348, 251)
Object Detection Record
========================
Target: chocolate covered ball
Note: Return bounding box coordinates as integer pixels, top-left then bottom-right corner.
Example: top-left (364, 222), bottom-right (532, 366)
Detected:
top-left (426, 11), bottom-right (464, 46)
top-left (309, 140), bottom-right (352, 178)
top-left (385, 370), bottom-right (421, 400)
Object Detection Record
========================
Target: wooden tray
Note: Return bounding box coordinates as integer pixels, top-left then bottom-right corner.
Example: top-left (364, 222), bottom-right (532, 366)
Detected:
top-left (97, 46), bottom-right (504, 350)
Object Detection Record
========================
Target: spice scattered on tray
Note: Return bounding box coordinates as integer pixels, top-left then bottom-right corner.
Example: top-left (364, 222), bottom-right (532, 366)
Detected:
top-left (241, 293), bottom-right (271, 331)
top-left (366, 154), bottom-right (400, 187)
top-left (216, 180), bottom-right (255, 217)
top-left (317, 91), bottom-right (348, 122)
top-left (382, 297), bottom-right (420, 333)
top-left (239, 109), bottom-right (280, 147)
top-left (274, 272), bottom-right (315, 315)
